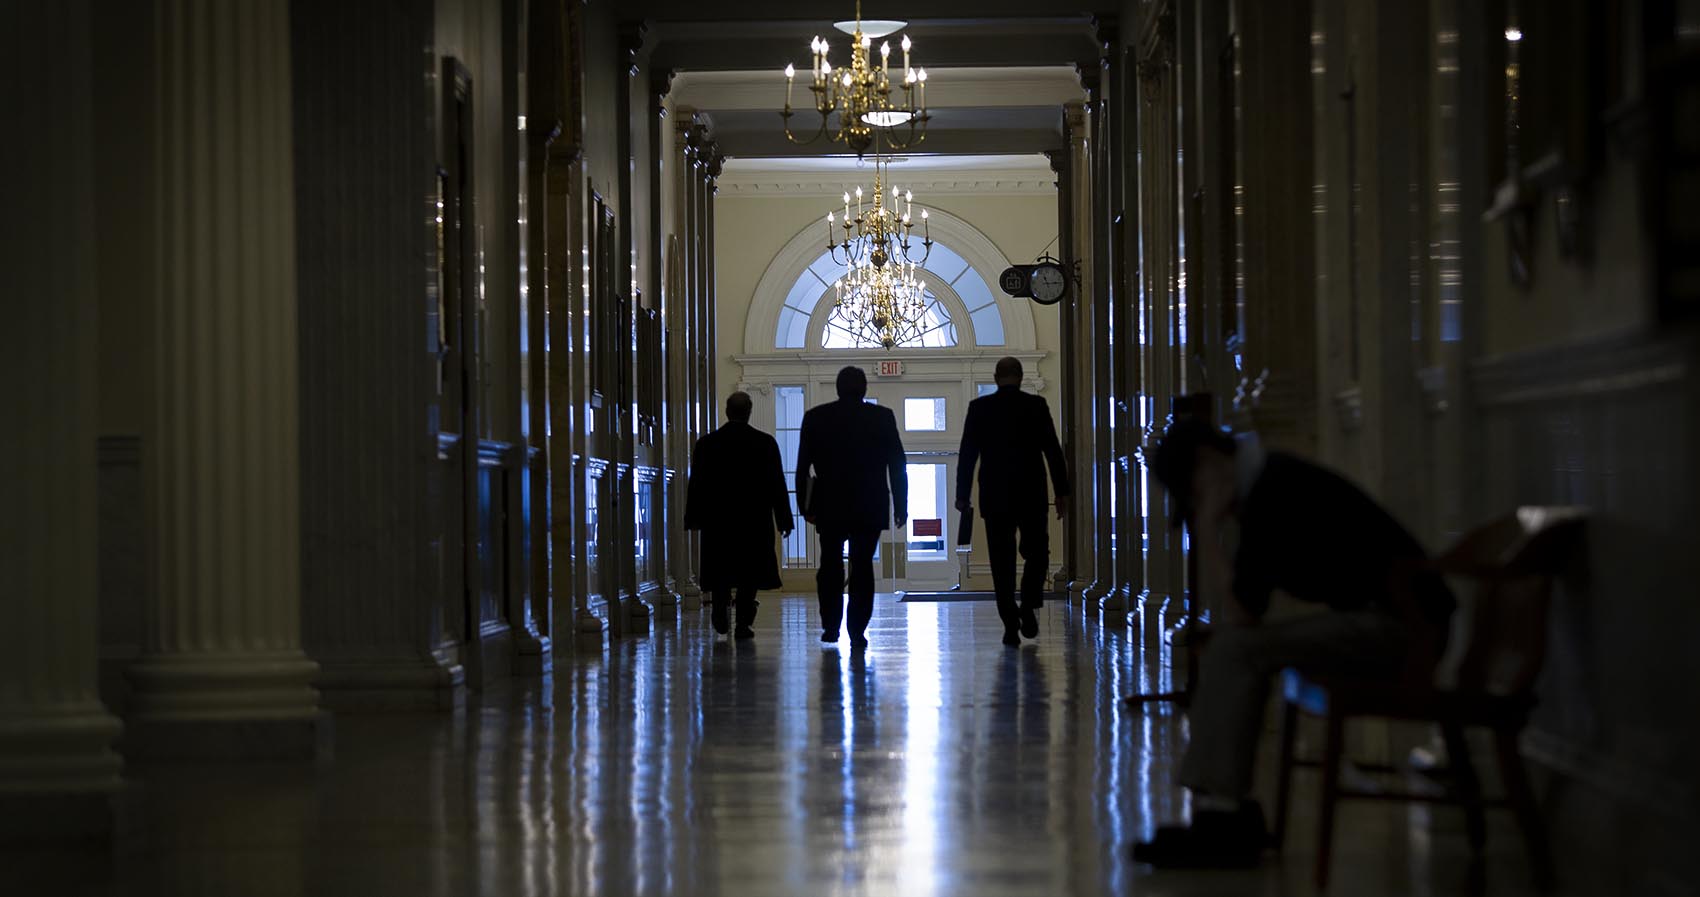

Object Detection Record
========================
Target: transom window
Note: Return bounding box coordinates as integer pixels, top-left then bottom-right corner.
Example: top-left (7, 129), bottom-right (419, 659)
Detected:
top-left (823, 289), bottom-right (957, 349)
top-left (773, 240), bottom-right (1004, 350)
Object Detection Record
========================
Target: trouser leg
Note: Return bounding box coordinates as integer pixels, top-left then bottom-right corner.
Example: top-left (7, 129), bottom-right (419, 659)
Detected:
top-left (845, 529), bottom-right (879, 639)
top-left (1179, 611), bottom-right (1410, 799)
top-left (816, 529), bottom-right (847, 633)
top-left (735, 585), bottom-right (759, 629)
top-left (984, 516), bottom-right (1019, 630)
top-left (1016, 513), bottom-right (1050, 611)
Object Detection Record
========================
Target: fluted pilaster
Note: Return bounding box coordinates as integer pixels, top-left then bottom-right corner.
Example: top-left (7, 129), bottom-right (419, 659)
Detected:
top-left (669, 116), bottom-right (705, 604)
top-left (1047, 147), bottom-right (1077, 590)
top-left (1135, 12), bottom-right (1191, 634)
top-left (125, 0), bottom-right (325, 759)
top-left (291, 0), bottom-right (464, 708)
top-left (0, 0), bottom-right (124, 840)
top-left (1063, 100), bottom-right (1095, 606)
top-left (1091, 19), bottom-right (1128, 618)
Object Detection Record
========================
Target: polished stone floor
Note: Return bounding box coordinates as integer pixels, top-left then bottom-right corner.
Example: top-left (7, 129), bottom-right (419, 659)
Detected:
top-left (21, 595), bottom-right (1576, 897)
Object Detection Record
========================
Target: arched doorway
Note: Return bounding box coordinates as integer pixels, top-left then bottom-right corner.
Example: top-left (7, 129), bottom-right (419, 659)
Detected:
top-left (736, 211), bottom-right (1045, 590)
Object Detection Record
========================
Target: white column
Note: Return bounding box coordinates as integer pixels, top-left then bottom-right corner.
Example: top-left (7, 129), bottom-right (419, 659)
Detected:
top-left (124, 0), bottom-right (325, 759)
top-left (0, 0), bottom-right (125, 840)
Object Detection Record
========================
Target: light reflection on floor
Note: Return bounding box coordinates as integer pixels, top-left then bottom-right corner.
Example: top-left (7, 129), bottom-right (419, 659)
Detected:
top-left (16, 594), bottom-right (1574, 897)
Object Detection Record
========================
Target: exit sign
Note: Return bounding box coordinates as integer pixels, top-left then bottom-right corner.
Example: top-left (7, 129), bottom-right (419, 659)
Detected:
top-left (876, 360), bottom-right (904, 377)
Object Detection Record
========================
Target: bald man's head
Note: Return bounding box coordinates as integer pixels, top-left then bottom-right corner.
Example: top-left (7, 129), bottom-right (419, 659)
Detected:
top-left (726, 391), bottom-right (753, 423)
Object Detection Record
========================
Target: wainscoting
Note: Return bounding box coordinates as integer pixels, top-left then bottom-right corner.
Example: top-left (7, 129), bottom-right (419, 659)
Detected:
top-left (1471, 330), bottom-right (1700, 893)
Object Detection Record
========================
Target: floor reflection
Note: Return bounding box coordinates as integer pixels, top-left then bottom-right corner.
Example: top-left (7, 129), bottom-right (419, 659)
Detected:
top-left (13, 595), bottom-right (1579, 897)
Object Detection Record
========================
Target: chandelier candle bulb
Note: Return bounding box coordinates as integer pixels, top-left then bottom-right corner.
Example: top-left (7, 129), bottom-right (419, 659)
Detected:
top-left (902, 34), bottom-right (911, 72)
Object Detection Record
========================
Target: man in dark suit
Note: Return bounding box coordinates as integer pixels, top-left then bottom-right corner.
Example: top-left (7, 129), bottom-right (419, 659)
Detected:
top-left (955, 357), bottom-right (1070, 646)
top-left (683, 391), bottom-right (794, 639)
top-left (795, 366), bottom-right (908, 650)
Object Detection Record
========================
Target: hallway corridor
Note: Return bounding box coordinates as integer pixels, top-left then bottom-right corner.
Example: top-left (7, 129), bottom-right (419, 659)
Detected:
top-left (22, 597), bottom-right (1568, 897)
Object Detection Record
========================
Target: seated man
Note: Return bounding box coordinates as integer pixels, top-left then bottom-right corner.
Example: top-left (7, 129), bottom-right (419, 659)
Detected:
top-left (1133, 419), bottom-right (1454, 868)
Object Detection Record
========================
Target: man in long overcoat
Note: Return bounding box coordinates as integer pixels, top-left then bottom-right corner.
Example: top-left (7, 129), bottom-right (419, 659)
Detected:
top-left (955, 356), bottom-right (1070, 646)
top-left (795, 366), bottom-right (907, 650)
top-left (684, 391), bottom-right (794, 638)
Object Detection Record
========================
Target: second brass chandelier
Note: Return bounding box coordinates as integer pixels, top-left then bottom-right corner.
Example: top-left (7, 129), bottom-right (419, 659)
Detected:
top-left (823, 145), bottom-right (935, 349)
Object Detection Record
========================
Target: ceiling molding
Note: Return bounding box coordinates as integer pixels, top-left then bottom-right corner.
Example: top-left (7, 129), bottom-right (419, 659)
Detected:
top-left (647, 21), bottom-right (1100, 72)
top-left (716, 177), bottom-right (1057, 196)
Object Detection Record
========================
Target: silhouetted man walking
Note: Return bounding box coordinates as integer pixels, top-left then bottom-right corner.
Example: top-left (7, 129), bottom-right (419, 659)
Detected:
top-left (955, 357), bottom-right (1070, 646)
top-left (796, 366), bottom-right (907, 650)
top-left (684, 391), bottom-right (793, 639)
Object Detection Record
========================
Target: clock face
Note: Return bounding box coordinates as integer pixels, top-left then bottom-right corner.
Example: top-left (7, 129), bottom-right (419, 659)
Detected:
top-left (1030, 264), bottom-right (1067, 304)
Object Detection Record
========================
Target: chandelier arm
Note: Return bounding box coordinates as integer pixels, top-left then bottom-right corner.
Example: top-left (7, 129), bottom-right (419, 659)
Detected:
top-left (781, 111), bottom-right (832, 147)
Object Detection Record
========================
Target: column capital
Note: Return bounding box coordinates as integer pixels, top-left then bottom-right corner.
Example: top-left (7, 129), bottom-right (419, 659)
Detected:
top-left (651, 68), bottom-right (677, 115)
top-left (1091, 14), bottom-right (1121, 58)
top-left (1074, 62), bottom-right (1101, 99)
top-left (619, 21), bottom-right (649, 77)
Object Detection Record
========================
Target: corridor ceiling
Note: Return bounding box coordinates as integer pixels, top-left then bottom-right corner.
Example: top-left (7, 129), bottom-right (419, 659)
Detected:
top-left (632, 1), bottom-right (1109, 159)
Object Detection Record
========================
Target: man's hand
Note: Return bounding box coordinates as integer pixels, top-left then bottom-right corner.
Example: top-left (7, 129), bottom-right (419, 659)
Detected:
top-left (804, 515), bottom-right (816, 526)
top-left (780, 528), bottom-right (794, 539)
top-left (954, 498), bottom-right (970, 513)
top-left (1054, 495), bottom-right (1070, 520)
top-left (895, 513), bottom-right (908, 529)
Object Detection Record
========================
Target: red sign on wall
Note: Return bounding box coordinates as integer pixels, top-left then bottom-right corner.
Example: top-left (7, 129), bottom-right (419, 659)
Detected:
top-left (913, 518), bottom-right (942, 537)
top-left (877, 359), bottom-right (904, 377)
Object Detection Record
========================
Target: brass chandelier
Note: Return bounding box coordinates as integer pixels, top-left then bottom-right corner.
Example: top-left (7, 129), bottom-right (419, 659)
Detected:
top-left (781, 0), bottom-right (929, 156)
top-left (824, 149), bottom-right (935, 349)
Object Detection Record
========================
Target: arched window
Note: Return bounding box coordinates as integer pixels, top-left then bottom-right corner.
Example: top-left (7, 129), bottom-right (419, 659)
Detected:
top-left (822, 287), bottom-right (957, 348)
top-left (773, 239), bottom-right (1005, 350)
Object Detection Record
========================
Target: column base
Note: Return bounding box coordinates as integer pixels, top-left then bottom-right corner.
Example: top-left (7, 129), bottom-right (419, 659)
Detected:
top-left (513, 629), bottom-right (553, 677)
top-left (617, 595), bottom-right (651, 638)
top-left (677, 577), bottom-right (703, 609)
top-left (1082, 578), bottom-right (1111, 605)
top-left (1135, 589), bottom-right (1167, 640)
top-left (1066, 579), bottom-right (1092, 604)
top-left (466, 621), bottom-right (514, 688)
top-left (314, 655), bottom-right (466, 711)
top-left (1098, 583), bottom-right (1134, 620)
top-left (123, 652), bottom-right (328, 762)
top-left (0, 706), bottom-right (123, 845)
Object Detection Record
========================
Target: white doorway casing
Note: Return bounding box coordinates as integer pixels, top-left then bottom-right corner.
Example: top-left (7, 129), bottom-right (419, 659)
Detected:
top-left (734, 207), bottom-right (1051, 591)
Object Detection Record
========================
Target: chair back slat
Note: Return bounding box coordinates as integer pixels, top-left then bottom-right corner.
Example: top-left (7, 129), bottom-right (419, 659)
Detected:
top-left (1441, 507), bottom-right (1588, 697)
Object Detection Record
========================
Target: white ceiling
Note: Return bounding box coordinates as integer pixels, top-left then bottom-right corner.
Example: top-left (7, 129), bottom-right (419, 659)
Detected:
top-left (719, 153), bottom-right (1052, 174)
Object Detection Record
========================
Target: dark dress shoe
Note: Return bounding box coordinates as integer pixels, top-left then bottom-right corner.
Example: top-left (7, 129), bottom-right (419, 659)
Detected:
top-left (710, 602), bottom-right (730, 635)
top-left (1003, 628), bottom-right (1021, 647)
top-left (849, 634), bottom-right (869, 651)
top-left (734, 626), bottom-right (755, 640)
top-left (1019, 608), bottom-right (1039, 639)
top-left (821, 629), bottom-right (839, 644)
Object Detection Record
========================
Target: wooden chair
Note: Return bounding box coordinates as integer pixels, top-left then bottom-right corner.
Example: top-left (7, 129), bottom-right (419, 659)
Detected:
top-left (1270, 506), bottom-right (1588, 891)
